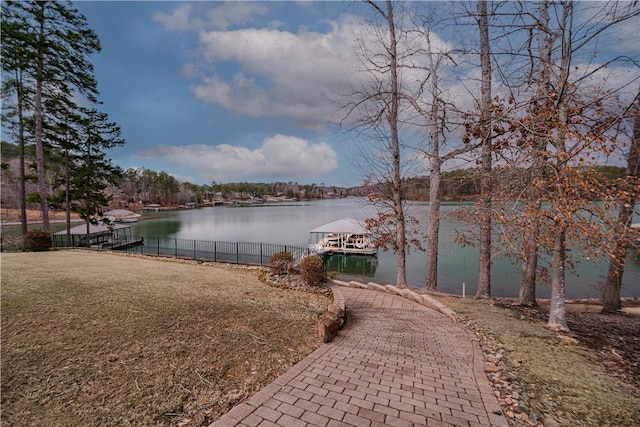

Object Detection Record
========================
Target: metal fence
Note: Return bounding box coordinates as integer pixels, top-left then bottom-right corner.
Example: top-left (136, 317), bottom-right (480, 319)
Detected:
top-left (92, 237), bottom-right (310, 266)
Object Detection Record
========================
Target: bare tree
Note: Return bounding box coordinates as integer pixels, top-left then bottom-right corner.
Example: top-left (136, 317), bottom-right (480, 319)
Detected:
top-left (475, 0), bottom-right (492, 298)
top-left (340, 0), bottom-right (409, 287)
top-left (491, 1), bottom-right (640, 329)
top-left (602, 93), bottom-right (640, 313)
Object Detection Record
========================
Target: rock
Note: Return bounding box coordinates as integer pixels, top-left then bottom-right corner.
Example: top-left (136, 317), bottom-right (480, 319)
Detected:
top-left (530, 409), bottom-right (543, 423)
top-left (485, 354), bottom-right (499, 363)
top-left (318, 315), bottom-right (340, 343)
top-left (557, 335), bottom-right (579, 345)
top-left (484, 362), bottom-right (501, 373)
top-left (543, 417), bottom-right (560, 427)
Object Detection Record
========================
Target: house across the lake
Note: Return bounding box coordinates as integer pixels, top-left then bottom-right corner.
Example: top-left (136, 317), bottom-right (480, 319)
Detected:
top-left (143, 204), bottom-right (162, 212)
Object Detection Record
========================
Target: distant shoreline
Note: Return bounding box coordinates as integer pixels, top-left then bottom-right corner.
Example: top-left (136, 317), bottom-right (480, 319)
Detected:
top-left (1, 219), bottom-right (85, 227)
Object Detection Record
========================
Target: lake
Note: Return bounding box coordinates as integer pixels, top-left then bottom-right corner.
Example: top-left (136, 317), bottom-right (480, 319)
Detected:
top-left (127, 197), bottom-right (639, 299)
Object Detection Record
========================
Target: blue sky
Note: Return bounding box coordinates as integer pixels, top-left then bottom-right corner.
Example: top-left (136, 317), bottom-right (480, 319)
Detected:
top-left (72, 1), bottom-right (639, 187)
top-left (75, 1), bottom-right (365, 187)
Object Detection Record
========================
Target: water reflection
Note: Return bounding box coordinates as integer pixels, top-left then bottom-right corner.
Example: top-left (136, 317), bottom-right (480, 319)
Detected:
top-left (134, 219), bottom-right (181, 237)
top-left (325, 254), bottom-right (378, 277)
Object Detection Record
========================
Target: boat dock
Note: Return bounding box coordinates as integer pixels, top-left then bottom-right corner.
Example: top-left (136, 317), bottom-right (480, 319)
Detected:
top-left (309, 218), bottom-right (377, 256)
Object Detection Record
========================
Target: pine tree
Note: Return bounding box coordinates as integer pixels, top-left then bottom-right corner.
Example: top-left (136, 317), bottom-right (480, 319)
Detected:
top-left (2, 0), bottom-right (101, 233)
top-left (72, 108), bottom-right (124, 246)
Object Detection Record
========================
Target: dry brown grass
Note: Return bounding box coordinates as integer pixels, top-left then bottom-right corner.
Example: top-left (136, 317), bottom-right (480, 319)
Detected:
top-left (1, 208), bottom-right (81, 223)
top-left (1, 251), bottom-right (329, 426)
top-left (442, 296), bottom-right (640, 427)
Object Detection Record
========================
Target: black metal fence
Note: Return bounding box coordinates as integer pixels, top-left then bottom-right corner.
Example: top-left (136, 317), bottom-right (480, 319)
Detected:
top-left (72, 236), bottom-right (310, 266)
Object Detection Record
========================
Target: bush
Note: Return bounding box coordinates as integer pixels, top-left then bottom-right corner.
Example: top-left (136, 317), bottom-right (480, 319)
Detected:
top-left (23, 230), bottom-right (52, 252)
top-left (269, 251), bottom-right (294, 274)
top-left (300, 256), bottom-right (325, 287)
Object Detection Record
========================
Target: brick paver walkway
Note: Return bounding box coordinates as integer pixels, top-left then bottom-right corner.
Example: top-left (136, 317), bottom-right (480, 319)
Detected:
top-left (210, 288), bottom-right (508, 427)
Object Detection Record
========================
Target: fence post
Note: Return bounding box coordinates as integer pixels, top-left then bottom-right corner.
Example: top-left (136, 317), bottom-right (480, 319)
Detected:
top-left (157, 237), bottom-right (160, 257)
top-left (214, 241), bottom-right (217, 262)
top-left (236, 242), bottom-right (239, 264)
top-left (260, 243), bottom-right (263, 266)
top-left (194, 239), bottom-right (197, 260)
top-left (175, 238), bottom-right (178, 257)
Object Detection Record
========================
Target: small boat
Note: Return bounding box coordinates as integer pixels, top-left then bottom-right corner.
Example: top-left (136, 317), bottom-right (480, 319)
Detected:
top-left (104, 209), bottom-right (142, 223)
top-left (309, 218), bottom-right (377, 256)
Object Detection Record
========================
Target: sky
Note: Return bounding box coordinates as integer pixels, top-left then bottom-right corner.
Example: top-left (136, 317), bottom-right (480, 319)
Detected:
top-left (75, 1), bottom-right (369, 187)
top-left (71, 1), bottom-right (639, 188)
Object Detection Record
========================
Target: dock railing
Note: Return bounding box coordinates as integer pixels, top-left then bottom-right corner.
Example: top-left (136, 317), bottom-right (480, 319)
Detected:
top-left (55, 235), bottom-right (311, 267)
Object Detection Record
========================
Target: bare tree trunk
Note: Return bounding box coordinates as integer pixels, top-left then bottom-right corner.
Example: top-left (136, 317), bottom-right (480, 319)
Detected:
top-left (65, 148), bottom-right (72, 247)
top-left (547, 2), bottom-right (572, 330)
top-left (425, 155), bottom-right (441, 289)
top-left (34, 5), bottom-right (50, 233)
top-left (16, 68), bottom-right (28, 236)
top-left (421, 24), bottom-right (445, 290)
top-left (386, 0), bottom-right (407, 288)
top-left (476, 0), bottom-right (492, 298)
top-left (548, 225), bottom-right (568, 330)
top-left (519, 0), bottom-right (552, 305)
top-left (519, 216), bottom-right (539, 305)
top-left (602, 217), bottom-right (630, 311)
top-left (602, 94), bottom-right (640, 312)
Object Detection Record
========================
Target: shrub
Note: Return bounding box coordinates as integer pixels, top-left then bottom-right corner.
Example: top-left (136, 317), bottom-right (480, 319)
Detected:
top-left (300, 256), bottom-right (325, 287)
top-left (23, 230), bottom-right (52, 252)
top-left (269, 251), bottom-right (294, 274)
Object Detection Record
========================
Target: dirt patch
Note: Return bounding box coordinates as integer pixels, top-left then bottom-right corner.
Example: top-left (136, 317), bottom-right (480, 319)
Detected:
top-left (438, 295), bottom-right (640, 427)
top-left (1, 251), bottom-right (330, 426)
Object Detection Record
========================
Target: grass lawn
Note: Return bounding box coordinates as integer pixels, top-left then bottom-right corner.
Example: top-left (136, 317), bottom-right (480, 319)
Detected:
top-left (1, 251), bottom-right (329, 426)
top-left (442, 296), bottom-right (640, 426)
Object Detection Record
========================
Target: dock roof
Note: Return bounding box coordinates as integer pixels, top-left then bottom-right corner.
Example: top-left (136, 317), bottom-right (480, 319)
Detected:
top-left (54, 223), bottom-right (130, 236)
top-left (310, 218), bottom-right (369, 234)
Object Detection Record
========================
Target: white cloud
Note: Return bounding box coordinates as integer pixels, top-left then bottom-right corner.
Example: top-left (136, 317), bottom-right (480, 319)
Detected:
top-left (154, 4), bottom-right (196, 32)
top-left (205, 2), bottom-right (269, 30)
top-left (189, 24), bottom-right (357, 130)
top-left (136, 134), bottom-right (338, 182)
top-left (154, 2), bottom-right (269, 32)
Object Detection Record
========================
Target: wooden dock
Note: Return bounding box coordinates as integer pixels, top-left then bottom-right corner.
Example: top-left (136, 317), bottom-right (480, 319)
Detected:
top-left (101, 238), bottom-right (144, 250)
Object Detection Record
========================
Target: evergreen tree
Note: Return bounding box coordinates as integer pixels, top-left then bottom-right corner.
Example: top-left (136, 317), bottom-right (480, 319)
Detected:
top-left (2, 0), bottom-right (101, 233)
top-left (1, 1), bottom-right (35, 235)
top-left (72, 108), bottom-right (124, 246)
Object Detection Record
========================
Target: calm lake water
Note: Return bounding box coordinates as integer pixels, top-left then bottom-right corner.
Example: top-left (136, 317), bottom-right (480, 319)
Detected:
top-left (128, 198), bottom-right (640, 299)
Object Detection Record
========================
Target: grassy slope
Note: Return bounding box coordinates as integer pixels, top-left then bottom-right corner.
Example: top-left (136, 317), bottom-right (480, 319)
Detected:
top-left (1, 251), bottom-right (329, 426)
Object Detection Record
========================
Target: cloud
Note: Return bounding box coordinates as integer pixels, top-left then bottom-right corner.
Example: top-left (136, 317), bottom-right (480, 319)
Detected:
top-left (136, 134), bottom-right (338, 182)
top-left (189, 24), bottom-right (356, 130)
top-left (154, 4), bottom-right (196, 32)
top-left (154, 2), bottom-right (269, 32)
top-left (205, 2), bottom-right (269, 30)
